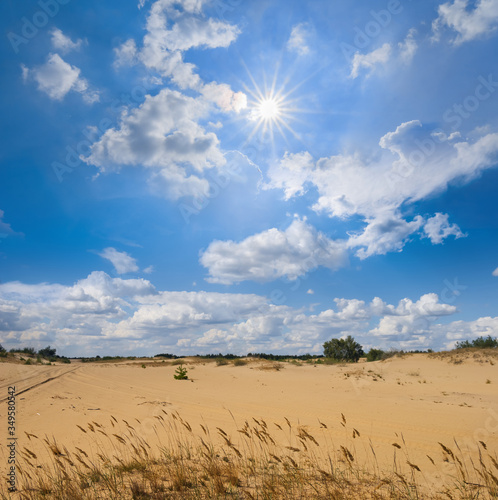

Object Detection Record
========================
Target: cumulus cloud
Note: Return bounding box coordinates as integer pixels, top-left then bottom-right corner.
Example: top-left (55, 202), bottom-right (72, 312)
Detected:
top-left (348, 213), bottom-right (424, 259)
top-left (201, 82), bottom-right (247, 112)
top-left (287, 22), bottom-right (313, 56)
top-left (0, 271), bottom-right (475, 355)
top-left (22, 53), bottom-right (99, 104)
top-left (423, 213), bottom-right (466, 244)
top-left (267, 122), bottom-right (498, 220)
top-left (98, 248), bottom-right (139, 274)
top-left (433, 0), bottom-right (498, 44)
top-left (369, 293), bottom-right (458, 342)
top-left (350, 43), bottom-right (391, 79)
top-left (90, 0), bottom-right (247, 199)
top-left (200, 218), bottom-right (348, 284)
top-left (84, 88), bottom-right (225, 200)
top-left (119, 0), bottom-right (240, 90)
top-left (50, 28), bottom-right (84, 53)
top-left (264, 121), bottom-right (498, 261)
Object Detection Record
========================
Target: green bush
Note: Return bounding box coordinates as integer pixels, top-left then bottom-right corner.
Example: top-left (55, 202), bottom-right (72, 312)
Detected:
top-left (366, 349), bottom-right (385, 362)
top-left (323, 336), bottom-right (364, 363)
top-left (174, 365), bottom-right (188, 380)
top-left (233, 359), bottom-right (247, 366)
top-left (38, 346), bottom-right (57, 358)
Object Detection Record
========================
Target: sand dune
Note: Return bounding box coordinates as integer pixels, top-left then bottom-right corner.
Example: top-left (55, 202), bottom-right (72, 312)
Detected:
top-left (1, 352), bottom-right (497, 495)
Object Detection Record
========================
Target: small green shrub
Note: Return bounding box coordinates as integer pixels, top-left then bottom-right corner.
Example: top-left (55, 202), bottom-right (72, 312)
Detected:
top-left (233, 359), bottom-right (247, 366)
top-left (174, 365), bottom-right (188, 380)
top-left (216, 358), bottom-right (228, 366)
top-left (366, 349), bottom-right (385, 362)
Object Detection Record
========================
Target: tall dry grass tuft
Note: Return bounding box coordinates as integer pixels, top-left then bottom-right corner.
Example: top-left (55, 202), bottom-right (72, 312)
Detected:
top-left (1, 411), bottom-right (497, 499)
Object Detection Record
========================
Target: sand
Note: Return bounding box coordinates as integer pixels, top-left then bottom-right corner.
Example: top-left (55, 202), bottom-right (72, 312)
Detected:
top-left (1, 352), bottom-right (497, 491)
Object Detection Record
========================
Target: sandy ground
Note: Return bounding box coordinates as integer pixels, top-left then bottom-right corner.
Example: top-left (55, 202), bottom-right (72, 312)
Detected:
top-left (1, 352), bottom-right (497, 490)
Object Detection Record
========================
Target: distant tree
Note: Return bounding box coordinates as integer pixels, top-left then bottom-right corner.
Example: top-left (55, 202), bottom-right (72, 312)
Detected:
top-left (455, 336), bottom-right (498, 349)
top-left (0, 344), bottom-right (5, 352)
top-left (38, 346), bottom-right (57, 359)
top-left (323, 336), bottom-right (364, 363)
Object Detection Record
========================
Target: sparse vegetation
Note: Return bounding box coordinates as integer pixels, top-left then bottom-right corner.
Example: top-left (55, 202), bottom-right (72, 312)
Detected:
top-left (233, 358), bottom-right (247, 366)
top-left (174, 364), bottom-right (188, 380)
top-left (3, 411), bottom-right (497, 499)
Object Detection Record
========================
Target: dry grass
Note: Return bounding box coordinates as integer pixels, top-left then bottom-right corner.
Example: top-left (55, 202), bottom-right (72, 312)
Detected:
top-left (2, 410), bottom-right (497, 499)
top-left (429, 348), bottom-right (498, 364)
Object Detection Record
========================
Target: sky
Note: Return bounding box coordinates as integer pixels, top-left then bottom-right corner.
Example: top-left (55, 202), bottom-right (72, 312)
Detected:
top-left (1, 0), bottom-right (498, 357)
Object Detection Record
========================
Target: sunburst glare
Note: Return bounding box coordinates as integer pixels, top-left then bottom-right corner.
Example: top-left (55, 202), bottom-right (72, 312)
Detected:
top-left (242, 66), bottom-right (304, 145)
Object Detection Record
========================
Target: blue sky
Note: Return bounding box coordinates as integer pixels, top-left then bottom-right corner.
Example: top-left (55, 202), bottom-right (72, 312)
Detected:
top-left (1, 0), bottom-right (498, 356)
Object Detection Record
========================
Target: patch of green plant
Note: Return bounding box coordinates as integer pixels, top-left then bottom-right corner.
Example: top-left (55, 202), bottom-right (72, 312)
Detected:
top-left (174, 364), bottom-right (188, 380)
top-left (366, 349), bottom-right (385, 362)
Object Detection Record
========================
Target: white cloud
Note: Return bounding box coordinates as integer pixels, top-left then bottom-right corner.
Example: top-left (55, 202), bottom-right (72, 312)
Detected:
top-left (84, 88), bottom-right (225, 200)
top-left (0, 271), bottom-right (480, 355)
top-left (369, 293), bottom-right (458, 342)
top-left (0, 210), bottom-right (15, 240)
top-left (50, 28), bottom-right (84, 53)
top-left (398, 28), bottom-right (418, 63)
top-left (287, 22), bottom-right (313, 56)
top-left (267, 122), bottom-right (498, 220)
top-left (131, 0), bottom-right (240, 89)
top-left (23, 53), bottom-right (99, 104)
top-left (143, 265), bottom-right (155, 274)
top-left (91, 0), bottom-right (247, 200)
top-left (113, 39), bottom-right (138, 68)
top-left (98, 248), bottom-right (139, 274)
top-left (423, 213), bottom-right (466, 244)
top-left (433, 0), bottom-right (498, 44)
top-left (265, 151), bottom-right (314, 200)
top-left (201, 82), bottom-right (247, 112)
top-left (492, 268), bottom-right (498, 276)
top-left (350, 43), bottom-right (391, 79)
top-left (348, 213), bottom-right (424, 259)
top-left (265, 122), bottom-right (498, 261)
top-left (200, 218), bottom-right (348, 284)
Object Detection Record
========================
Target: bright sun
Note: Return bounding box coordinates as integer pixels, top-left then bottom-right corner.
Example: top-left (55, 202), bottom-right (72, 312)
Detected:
top-left (257, 97), bottom-right (281, 121)
top-left (242, 67), bottom-right (303, 144)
